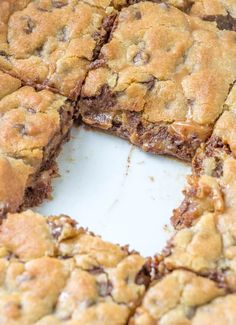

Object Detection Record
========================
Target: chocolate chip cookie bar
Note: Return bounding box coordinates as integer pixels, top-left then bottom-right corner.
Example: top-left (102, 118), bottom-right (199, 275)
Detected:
top-left (156, 86), bottom-right (236, 291)
top-left (0, 71), bottom-right (75, 216)
top-left (172, 82), bottom-right (236, 228)
top-left (0, 210), bottom-right (150, 324)
top-left (190, 0), bottom-right (236, 31)
top-left (130, 269), bottom-right (236, 325)
top-left (0, 0), bottom-right (116, 100)
top-left (80, 1), bottom-right (236, 161)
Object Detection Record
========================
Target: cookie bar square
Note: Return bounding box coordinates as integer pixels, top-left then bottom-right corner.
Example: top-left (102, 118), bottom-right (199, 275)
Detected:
top-left (130, 269), bottom-right (233, 325)
top-left (0, 71), bottom-right (75, 216)
top-left (0, 210), bottom-right (151, 324)
top-left (172, 83), bottom-right (236, 228)
top-left (80, 2), bottom-right (236, 161)
top-left (157, 86), bottom-right (236, 291)
top-left (160, 164), bottom-right (236, 290)
top-left (0, 0), bottom-right (116, 99)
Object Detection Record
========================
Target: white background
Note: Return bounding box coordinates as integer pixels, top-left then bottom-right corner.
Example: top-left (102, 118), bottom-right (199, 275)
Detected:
top-left (37, 126), bottom-right (190, 257)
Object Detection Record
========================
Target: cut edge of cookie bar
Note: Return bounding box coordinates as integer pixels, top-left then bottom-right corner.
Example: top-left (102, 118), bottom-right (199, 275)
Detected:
top-left (0, 209), bottom-right (151, 324)
top-left (154, 84), bottom-right (236, 292)
top-left (172, 82), bottom-right (236, 228)
top-left (0, 71), bottom-right (76, 216)
top-left (80, 1), bottom-right (236, 161)
top-left (0, 0), bottom-right (117, 100)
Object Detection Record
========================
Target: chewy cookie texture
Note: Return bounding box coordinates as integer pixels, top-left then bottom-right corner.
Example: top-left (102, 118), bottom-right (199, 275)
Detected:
top-left (190, 0), bottom-right (236, 31)
top-left (0, 210), bottom-right (150, 324)
top-left (80, 1), bottom-right (236, 161)
top-left (130, 269), bottom-right (236, 325)
top-left (0, 0), bottom-right (116, 99)
top-left (0, 71), bottom-right (75, 216)
top-left (158, 85), bottom-right (236, 292)
top-left (0, 0), bottom-right (236, 324)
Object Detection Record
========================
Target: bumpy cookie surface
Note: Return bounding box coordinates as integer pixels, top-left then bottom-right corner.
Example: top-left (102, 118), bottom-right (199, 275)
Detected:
top-left (0, 210), bottom-right (150, 324)
top-left (190, 0), bottom-right (236, 31)
top-left (0, 0), bottom-right (116, 99)
top-left (0, 71), bottom-right (75, 215)
top-left (130, 269), bottom-right (236, 325)
top-left (159, 89), bottom-right (236, 291)
top-left (80, 1), bottom-right (236, 160)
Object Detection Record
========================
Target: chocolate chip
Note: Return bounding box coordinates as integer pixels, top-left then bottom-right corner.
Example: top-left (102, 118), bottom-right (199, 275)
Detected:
top-left (133, 51), bottom-right (150, 65)
top-left (52, 0), bottom-right (68, 8)
top-left (142, 77), bottom-right (155, 91)
top-left (187, 98), bottom-right (195, 107)
top-left (0, 202), bottom-right (8, 222)
top-left (37, 6), bottom-right (51, 12)
top-left (21, 16), bottom-right (36, 34)
top-left (0, 50), bottom-right (8, 57)
top-left (203, 14), bottom-right (236, 31)
top-left (98, 280), bottom-right (113, 297)
top-left (88, 266), bottom-right (104, 275)
top-left (27, 107), bottom-right (36, 114)
top-left (186, 307), bottom-right (196, 320)
top-left (33, 45), bottom-right (44, 57)
top-left (208, 271), bottom-right (227, 288)
top-left (135, 264), bottom-right (151, 288)
top-left (211, 157), bottom-right (223, 178)
top-left (48, 221), bottom-right (63, 239)
top-left (57, 26), bottom-right (69, 42)
top-left (82, 84), bottom-right (117, 111)
top-left (135, 11), bottom-right (142, 20)
top-left (13, 124), bottom-right (27, 135)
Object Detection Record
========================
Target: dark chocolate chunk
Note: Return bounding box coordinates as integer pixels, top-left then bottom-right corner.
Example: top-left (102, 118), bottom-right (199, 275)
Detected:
top-left (21, 16), bottom-right (36, 34)
top-left (88, 266), bottom-right (104, 275)
top-left (13, 124), bottom-right (27, 136)
top-left (135, 263), bottom-right (151, 288)
top-left (203, 14), bottom-right (236, 31)
top-left (52, 0), bottom-right (68, 8)
top-left (135, 11), bottom-right (142, 19)
top-left (98, 280), bottom-right (113, 297)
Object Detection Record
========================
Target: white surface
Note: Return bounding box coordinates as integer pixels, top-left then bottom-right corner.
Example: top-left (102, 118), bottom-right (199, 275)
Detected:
top-left (37, 126), bottom-right (191, 257)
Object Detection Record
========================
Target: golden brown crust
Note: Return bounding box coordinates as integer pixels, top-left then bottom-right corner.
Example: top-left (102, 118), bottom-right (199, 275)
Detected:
top-left (130, 269), bottom-right (230, 325)
top-left (161, 92), bottom-right (236, 292)
top-left (0, 0), bottom-right (117, 99)
top-left (0, 210), bottom-right (150, 325)
top-left (0, 71), bottom-right (75, 215)
top-left (80, 2), bottom-right (236, 160)
top-left (190, 0), bottom-right (236, 20)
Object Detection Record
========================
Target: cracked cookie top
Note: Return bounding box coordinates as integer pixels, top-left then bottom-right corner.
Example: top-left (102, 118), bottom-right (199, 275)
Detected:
top-left (0, 0), bottom-right (116, 99)
top-left (0, 210), bottom-right (150, 324)
top-left (81, 2), bottom-right (236, 138)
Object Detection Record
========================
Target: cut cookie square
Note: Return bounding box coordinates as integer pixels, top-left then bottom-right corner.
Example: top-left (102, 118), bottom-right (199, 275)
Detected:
top-left (80, 2), bottom-right (236, 161)
top-left (0, 71), bottom-right (76, 216)
top-left (159, 87), bottom-right (236, 291)
top-left (130, 269), bottom-right (234, 325)
top-left (0, 210), bottom-right (151, 324)
top-left (160, 171), bottom-right (236, 290)
top-left (172, 83), bottom-right (236, 228)
top-left (0, 0), bottom-right (116, 99)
